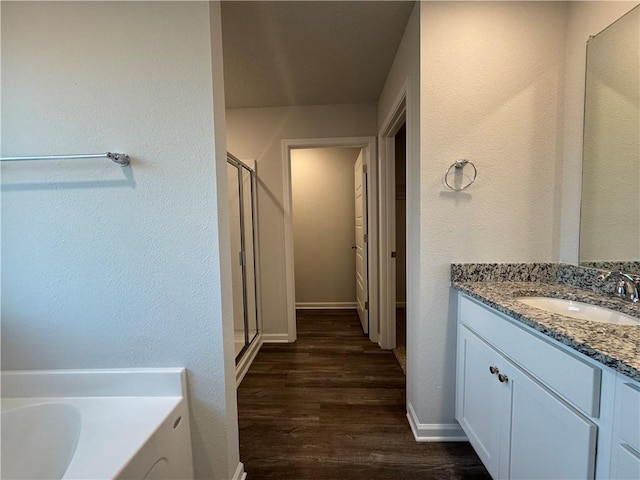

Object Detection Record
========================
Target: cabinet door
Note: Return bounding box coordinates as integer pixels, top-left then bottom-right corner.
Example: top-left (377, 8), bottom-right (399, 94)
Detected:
top-left (507, 360), bottom-right (598, 480)
top-left (456, 326), bottom-right (505, 479)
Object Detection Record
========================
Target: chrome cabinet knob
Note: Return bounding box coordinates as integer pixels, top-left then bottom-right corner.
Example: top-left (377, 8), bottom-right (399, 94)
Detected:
top-left (498, 373), bottom-right (509, 383)
top-left (489, 366), bottom-right (499, 375)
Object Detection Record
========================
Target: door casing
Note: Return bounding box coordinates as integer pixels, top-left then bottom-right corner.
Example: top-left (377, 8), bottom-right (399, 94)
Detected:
top-left (282, 136), bottom-right (378, 343)
top-left (378, 80), bottom-right (409, 350)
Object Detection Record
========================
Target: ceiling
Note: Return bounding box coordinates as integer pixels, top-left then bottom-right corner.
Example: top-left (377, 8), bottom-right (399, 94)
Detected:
top-left (221, 1), bottom-right (415, 109)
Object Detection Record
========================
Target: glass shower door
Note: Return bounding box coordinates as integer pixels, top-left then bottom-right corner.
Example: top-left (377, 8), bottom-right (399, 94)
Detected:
top-left (227, 161), bottom-right (246, 359)
top-left (241, 167), bottom-right (258, 348)
top-left (227, 154), bottom-right (260, 362)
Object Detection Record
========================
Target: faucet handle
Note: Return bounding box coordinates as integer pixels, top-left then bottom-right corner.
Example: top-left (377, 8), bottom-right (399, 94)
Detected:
top-left (602, 270), bottom-right (632, 281)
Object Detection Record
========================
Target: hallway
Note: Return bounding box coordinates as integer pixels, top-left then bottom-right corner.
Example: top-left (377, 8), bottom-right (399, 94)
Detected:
top-left (237, 310), bottom-right (491, 479)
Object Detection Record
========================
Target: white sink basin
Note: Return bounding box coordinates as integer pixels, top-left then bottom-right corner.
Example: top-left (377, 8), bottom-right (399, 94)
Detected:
top-left (517, 297), bottom-right (640, 325)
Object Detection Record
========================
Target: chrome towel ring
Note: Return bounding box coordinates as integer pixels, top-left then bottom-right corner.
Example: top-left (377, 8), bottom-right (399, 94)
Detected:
top-left (444, 159), bottom-right (477, 191)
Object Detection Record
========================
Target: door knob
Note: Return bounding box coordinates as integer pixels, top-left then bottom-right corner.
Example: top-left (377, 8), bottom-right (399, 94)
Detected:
top-left (489, 366), bottom-right (499, 375)
top-left (498, 373), bottom-right (509, 383)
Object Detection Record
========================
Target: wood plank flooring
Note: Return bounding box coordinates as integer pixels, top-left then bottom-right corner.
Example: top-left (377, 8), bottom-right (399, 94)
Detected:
top-left (237, 309), bottom-right (491, 480)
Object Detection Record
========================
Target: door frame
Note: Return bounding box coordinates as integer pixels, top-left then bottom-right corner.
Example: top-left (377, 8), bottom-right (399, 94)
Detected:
top-left (378, 80), bottom-right (409, 350)
top-left (282, 136), bottom-right (378, 343)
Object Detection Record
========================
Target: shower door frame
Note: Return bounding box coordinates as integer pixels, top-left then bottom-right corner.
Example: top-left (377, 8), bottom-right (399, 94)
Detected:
top-left (227, 153), bottom-right (261, 364)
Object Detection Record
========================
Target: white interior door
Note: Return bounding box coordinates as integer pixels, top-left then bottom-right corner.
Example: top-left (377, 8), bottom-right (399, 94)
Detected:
top-left (354, 150), bottom-right (369, 334)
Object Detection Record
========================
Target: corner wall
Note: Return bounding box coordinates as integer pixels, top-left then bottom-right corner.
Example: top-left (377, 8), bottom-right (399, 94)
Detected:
top-left (1, 2), bottom-right (239, 478)
top-left (415, 1), bottom-right (568, 436)
top-left (376, 0), bottom-right (421, 421)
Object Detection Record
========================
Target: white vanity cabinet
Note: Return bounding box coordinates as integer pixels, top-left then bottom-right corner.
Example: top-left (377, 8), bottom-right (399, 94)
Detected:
top-left (455, 293), bottom-right (631, 480)
top-left (457, 324), bottom-right (597, 479)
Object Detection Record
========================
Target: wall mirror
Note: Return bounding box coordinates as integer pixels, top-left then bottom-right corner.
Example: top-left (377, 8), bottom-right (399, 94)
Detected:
top-left (580, 5), bottom-right (640, 274)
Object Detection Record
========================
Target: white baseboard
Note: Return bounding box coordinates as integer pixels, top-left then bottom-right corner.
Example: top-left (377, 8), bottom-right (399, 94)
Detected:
top-left (261, 333), bottom-right (291, 343)
top-left (295, 302), bottom-right (356, 309)
top-left (406, 401), bottom-right (467, 442)
top-left (232, 462), bottom-right (247, 480)
top-left (236, 334), bottom-right (263, 387)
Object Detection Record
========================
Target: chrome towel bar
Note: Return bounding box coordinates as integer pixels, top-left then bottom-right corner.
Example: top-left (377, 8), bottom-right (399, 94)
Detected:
top-left (0, 152), bottom-right (130, 166)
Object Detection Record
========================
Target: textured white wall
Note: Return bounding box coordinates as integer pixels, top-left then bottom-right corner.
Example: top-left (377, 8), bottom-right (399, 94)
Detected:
top-left (225, 104), bottom-right (377, 336)
top-left (1, 2), bottom-right (239, 478)
top-left (560, 1), bottom-right (639, 263)
top-left (415, 1), bottom-right (567, 431)
top-left (291, 147), bottom-right (360, 305)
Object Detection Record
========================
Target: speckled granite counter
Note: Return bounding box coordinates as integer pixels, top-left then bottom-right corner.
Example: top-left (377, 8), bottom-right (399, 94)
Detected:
top-left (452, 264), bottom-right (640, 382)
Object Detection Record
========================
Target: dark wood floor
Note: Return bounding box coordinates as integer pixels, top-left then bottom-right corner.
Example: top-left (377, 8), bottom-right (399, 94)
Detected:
top-left (237, 309), bottom-right (491, 480)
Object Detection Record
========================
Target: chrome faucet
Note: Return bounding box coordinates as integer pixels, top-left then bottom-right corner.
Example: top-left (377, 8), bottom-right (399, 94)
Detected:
top-left (603, 271), bottom-right (640, 303)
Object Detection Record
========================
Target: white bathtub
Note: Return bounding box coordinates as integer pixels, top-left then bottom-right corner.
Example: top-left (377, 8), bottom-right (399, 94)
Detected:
top-left (1, 369), bottom-right (194, 480)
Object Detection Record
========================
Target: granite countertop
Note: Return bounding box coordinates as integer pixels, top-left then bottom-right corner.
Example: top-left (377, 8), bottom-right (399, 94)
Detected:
top-left (452, 280), bottom-right (640, 382)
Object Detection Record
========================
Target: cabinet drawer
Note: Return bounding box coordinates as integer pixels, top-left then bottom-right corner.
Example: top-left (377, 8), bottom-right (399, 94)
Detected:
top-left (459, 295), bottom-right (601, 417)
top-left (612, 444), bottom-right (640, 480)
top-left (619, 381), bottom-right (640, 452)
